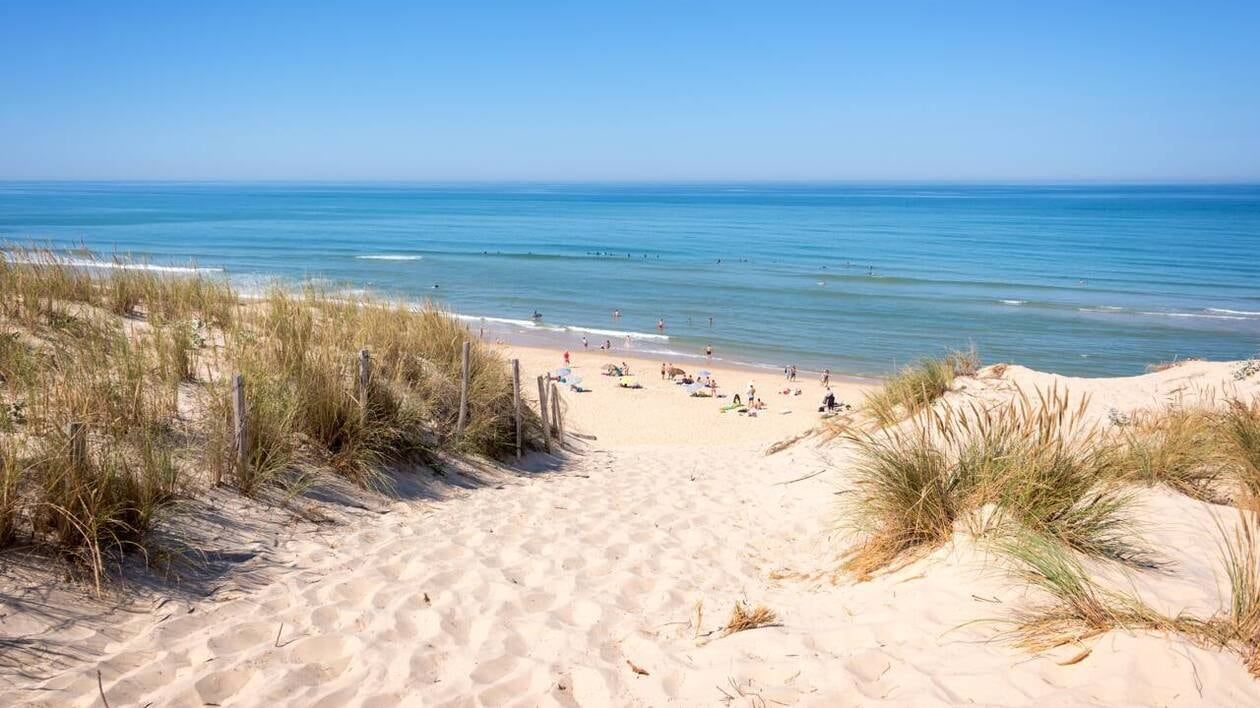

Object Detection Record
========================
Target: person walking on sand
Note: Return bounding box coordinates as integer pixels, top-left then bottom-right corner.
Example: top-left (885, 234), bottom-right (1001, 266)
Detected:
top-left (563, 351), bottom-right (571, 365)
top-left (581, 335), bottom-right (588, 349)
top-left (789, 365), bottom-right (797, 382)
top-left (747, 381), bottom-right (756, 407)
top-left (661, 362), bottom-right (667, 380)
top-left (821, 368), bottom-right (831, 387)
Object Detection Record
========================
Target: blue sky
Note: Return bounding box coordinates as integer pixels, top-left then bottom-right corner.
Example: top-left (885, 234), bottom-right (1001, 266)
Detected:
top-left (1, 1), bottom-right (1257, 181)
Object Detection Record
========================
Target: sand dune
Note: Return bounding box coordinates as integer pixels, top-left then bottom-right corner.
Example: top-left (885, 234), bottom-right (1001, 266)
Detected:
top-left (4, 354), bottom-right (1260, 706)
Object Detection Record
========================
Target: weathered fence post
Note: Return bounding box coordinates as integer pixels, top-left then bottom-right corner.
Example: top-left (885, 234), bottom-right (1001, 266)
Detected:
top-left (511, 359), bottom-right (522, 459)
top-left (536, 375), bottom-right (552, 453)
top-left (358, 348), bottom-right (372, 421)
top-left (68, 421), bottom-right (86, 472)
top-left (550, 383), bottom-right (565, 445)
top-left (230, 372), bottom-right (247, 485)
top-left (457, 340), bottom-right (471, 438)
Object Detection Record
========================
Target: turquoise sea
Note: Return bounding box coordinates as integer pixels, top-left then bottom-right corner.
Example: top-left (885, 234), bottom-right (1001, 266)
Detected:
top-left (1, 182), bottom-right (1257, 377)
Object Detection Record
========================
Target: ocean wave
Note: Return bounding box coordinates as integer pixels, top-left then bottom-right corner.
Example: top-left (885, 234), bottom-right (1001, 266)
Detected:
top-left (2, 254), bottom-right (223, 274)
top-left (998, 299), bottom-right (1026, 305)
top-left (565, 325), bottom-right (669, 342)
top-left (453, 313), bottom-right (567, 333)
top-left (355, 254), bottom-right (422, 261)
top-left (452, 314), bottom-right (672, 342)
top-left (1140, 311), bottom-right (1247, 321)
top-left (1208, 308), bottom-right (1260, 316)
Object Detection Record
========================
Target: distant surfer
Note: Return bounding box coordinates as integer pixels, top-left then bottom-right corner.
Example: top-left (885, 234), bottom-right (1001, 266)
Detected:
top-left (531, 310), bottom-right (542, 321)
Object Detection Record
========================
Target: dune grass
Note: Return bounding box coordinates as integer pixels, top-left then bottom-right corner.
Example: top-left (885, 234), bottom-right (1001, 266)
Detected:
top-left (1216, 508), bottom-right (1260, 675)
top-left (1117, 408), bottom-right (1227, 503)
top-left (1223, 399), bottom-right (1260, 502)
top-left (0, 247), bottom-right (536, 588)
top-left (863, 348), bottom-right (979, 427)
top-left (842, 386), bottom-right (1149, 578)
top-left (997, 530), bottom-right (1173, 652)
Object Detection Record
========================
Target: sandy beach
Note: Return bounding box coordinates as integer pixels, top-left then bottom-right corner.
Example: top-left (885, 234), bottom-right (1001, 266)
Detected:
top-left (504, 344), bottom-right (875, 447)
top-left (3, 342), bottom-right (1260, 706)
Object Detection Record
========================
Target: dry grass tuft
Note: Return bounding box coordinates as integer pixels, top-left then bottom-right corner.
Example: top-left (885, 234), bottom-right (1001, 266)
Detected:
top-left (1146, 357), bottom-right (1204, 373)
top-left (723, 601), bottom-right (779, 636)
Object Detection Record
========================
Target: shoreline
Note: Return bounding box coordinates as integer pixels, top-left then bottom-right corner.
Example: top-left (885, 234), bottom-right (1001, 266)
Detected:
top-left (455, 310), bottom-right (885, 385)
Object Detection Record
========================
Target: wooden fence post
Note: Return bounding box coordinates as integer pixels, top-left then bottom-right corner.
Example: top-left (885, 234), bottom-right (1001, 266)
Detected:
top-left (511, 359), bottom-right (522, 459)
top-left (68, 421), bottom-right (86, 472)
top-left (457, 340), bottom-right (471, 438)
top-left (536, 375), bottom-right (551, 453)
top-left (230, 372), bottom-right (247, 485)
top-left (550, 383), bottom-right (564, 445)
top-left (358, 348), bottom-right (372, 420)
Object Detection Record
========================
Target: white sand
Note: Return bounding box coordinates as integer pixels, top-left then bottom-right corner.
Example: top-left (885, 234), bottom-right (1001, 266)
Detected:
top-left (4, 355), bottom-right (1260, 706)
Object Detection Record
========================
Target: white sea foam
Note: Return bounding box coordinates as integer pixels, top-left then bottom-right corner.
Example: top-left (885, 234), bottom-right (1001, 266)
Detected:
top-left (453, 313), bottom-right (567, 332)
top-left (999, 299), bottom-right (1026, 305)
top-left (565, 325), bottom-right (669, 342)
top-left (2, 254), bottom-right (223, 274)
top-left (1141, 311), bottom-right (1247, 321)
top-left (355, 254), bottom-right (422, 261)
top-left (1207, 308), bottom-right (1260, 316)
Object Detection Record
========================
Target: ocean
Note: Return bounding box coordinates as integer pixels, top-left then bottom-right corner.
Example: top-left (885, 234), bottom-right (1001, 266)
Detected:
top-left (1, 182), bottom-right (1257, 377)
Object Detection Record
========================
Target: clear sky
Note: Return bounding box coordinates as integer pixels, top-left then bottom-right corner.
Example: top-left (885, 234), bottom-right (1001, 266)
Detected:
top-left (1, 1), bottom-right (1258, 181)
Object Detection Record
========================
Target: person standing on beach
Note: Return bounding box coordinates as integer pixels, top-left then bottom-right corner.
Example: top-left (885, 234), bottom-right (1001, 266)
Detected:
top-left (581, 335), bottom-right (588, 349)
top-left (563, 351), bottom-right (571, 365)
top-left (661, 362), bottom-right (667, 379)
top-left (705, 344), bottom-right (713, 359)
top-left (789, 365), bottom-right (797, 382)
top-left (821, 368), bottom-right (831, 386)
